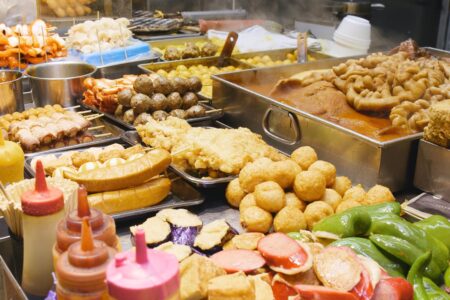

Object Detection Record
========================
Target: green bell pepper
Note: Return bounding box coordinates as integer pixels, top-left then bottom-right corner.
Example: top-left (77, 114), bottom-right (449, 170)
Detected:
top-left (445, 266), bottom-right (450, 288)
top-left (423, 277), bottom-right (450, 300)
top-left (330, 237), bottom-right (406, 277)
top-left (407, 251), bottom-right (432, 300)
top-left (353, 202), bottom-right (402, 215)
top-left (312, 209), bottom-right (371, 238)
top-left (416, 215), bottom-right (450, 252)
top-left (370, 234), bottom-right (441, 282)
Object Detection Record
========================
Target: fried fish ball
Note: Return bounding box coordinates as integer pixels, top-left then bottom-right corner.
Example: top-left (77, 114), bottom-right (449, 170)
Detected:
top-left (272, 159), bottom-right (302, 189)
top-left (309, 160), bottom-right (336, 187)
top-left (274, 206), bottom-right (307, 233)
top-left (241, 206), bottom-right (273, 233)
top-left (239, 193), bottom-right (257, 214)
top-left (320, 189), bottom-right (343, 211)
top-left (133, 75), bottom-right (154, 96)
top-left (332, 176), bottom-right (352, 197)
top-left (71, 151), bottom-right (95, 168)
top-left (342, 184), bottom-right (367, 203)
top-left (364, 185), bottom-right (395, 205)
top-left (238, 158), bottom-right (273, 193)
top-left (226, 178), bottom-right (247, 208)
top-left (335, 200), bottom-right (361, 214)
top-left (117, 88), bottom-right (133, 107)
top-left (285, 192), bottom-right (306, 211)
top-left (254, 181), bottom-right (286, 213)
top-left (291, 146), bottom-right (318, 169)
top-left (153, 76), bottom-right (173, 95)
top-left (294, 170), bottom-right (326, 202)
top-left (304, 201), bottom-right (334, 230)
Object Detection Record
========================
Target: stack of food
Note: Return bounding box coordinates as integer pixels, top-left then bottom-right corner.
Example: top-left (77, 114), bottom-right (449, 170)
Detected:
top-left (239, 51), bottom-right (317, 68)
top-left (423, 99), bottom-right (450, 147)
top-left (161, 42), bottom-right (219, 60)
top-left (226, 145), bottom-right (395, 233)
top-left (0, 20), bottom-right (66, 69)
top-left (0, 105), bottom-right (93, 152)
top-left (137, 117), bottom-right (286, 178)
top-left (39, 0), bottom-right (94, 17)
top-left (83, 74), bottom-right (206, 124)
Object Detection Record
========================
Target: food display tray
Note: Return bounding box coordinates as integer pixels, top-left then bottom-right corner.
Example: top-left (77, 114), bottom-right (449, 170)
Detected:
top-left (80, 101), bottom-right (224, 131)
top-left (122, 130), bottom-right (236, 188)
top-left (211, 48), bottom-right (450, 191)
top-left (414, 139), bottom-right (450, 199)
top-left (94, 52), bottom-right (161, 79)
top-left (148, 36), bottom-right (220, 59)
top-left (233, 47), bottom-right (332, 65)
top-left (24, 139), bottom-right (205, 221)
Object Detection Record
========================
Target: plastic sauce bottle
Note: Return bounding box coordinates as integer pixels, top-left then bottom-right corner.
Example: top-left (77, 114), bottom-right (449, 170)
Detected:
top-left (56, 218), bottom-right (116, 300)
top-left (0, 131), bottom-right (24, 185)
top-left (53, 186), bottom-right (119, 266)
top-left (106, 228), bottom-right (180, 300)
top-left (21, 160), bottom-right (65, 296)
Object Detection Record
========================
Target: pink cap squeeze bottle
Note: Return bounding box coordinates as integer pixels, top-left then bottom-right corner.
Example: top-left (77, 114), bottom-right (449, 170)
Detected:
top-left (21, 160), bottom-right (65, 296)
top-left (53, 186), bottom-right (119, 266)
top-left (106, 228), bottom-right (180, 300)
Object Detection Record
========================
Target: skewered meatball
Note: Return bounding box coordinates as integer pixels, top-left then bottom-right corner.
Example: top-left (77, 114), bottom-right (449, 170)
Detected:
top-left (133, 113), bottom-right (153, 126)
top-left (152, 110), bottom-right (169, 121)
top-left (123, 109), bottom-right (135, 124)
top-left (201, 42), bottom-right (219, 57)
top-left (164, 46), bottom-right (181, 60)
top-left (182, 92), bottom-right (198, 109)
top-left (187, 76), bottom-right (202, 93)
top-left (117, 88), bottom-right (133, 107)
top-left (153, 76), bottom-right (173, 95)
top-left (181, 42), bottom-right (200, 59)
top-left (171, 77), bottom-right (189, 94)
top-left (186, 105), bottom-right (206, 118)
top-left (133, 75), bottom-right (154, 96)
top-left (114, 105), bottom-right (124, 117)
top-left (150, 93), bottom-right (167, 112)
top-left (166, 92), bottom-right (183, 111)
top-left (131, 93), bottom-right (152, 114)
top-left (169, 109), bottom-right (188, 119)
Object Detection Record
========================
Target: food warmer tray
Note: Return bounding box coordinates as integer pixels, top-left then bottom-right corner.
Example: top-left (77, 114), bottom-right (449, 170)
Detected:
top-left (211, 48), bottom-right (450, 192)
top-left (24, 140), bottom-right (205, 222)
top-left (122, 130), bottom-right (236, 188)
top-left (148, 36), bottom-right (219, 59)
top-left (233, 48), bottom-right (332, 65)
top-left (93, 52), bottom-right (161, 79)
top-left (413, 139), bottom-right (450, 200)
top-left (80, 101), bottom-right (224, 131)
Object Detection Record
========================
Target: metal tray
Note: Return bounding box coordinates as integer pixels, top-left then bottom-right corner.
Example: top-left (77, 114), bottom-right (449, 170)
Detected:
top-left (211, 48), bottom-right (450, 191)
top-left (233, 48), bottom-right (332, 66)
top-left (122, 130), bottom-right (236, 188)
top-left (149, 36), bottom-right (219, 59)
top-left (93, 53), bottom-right (161, 79)
top-left (24, 139), bottom-right (205, 221)
top-left (414, 139), bottom-right (450, 199)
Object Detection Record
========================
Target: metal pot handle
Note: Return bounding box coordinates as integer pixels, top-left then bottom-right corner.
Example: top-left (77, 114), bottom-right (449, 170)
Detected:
top-left (22, 75), bottom-right (32, 95)
top-left (262, 107), bottom-right (301, 145)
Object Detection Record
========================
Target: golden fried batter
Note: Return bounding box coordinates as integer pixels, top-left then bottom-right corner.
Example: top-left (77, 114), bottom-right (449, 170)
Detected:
top-left (71, 151), bottom-right (96, 168)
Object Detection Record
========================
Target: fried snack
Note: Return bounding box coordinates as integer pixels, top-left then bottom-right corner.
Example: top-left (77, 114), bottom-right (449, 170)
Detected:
top-left (320, 189), bottom-right (343, 211)
top-left (304, 201), bottom-right (334, 230)
top-left (285, 192), bottom-right (306, 211)
top-left (223, 233), bottom-right (265, 251)
top-left (293, 171), bottom-right (326, 202)
top-left (291, 146), bottom-right (318, 170)
top-left (226, 178), bottom-right (247, 208)
top-left (97, 149), bottom-right (123, 163)
top-left (364, 185), bottom-right (395, 205)
top-left (308, 160), bottom-right (336, 187)
top-left (335, 200), bottom-right (361, 214)
top-left (120, 144), bottom-right (145, 160)
top-left (254, 181), bottom-right (286, 213)
top-left (238, 158), bottom-right (272, 193)
top-left (70, 151), bottom-right (96, 168)
top-left (239, 194), bottom-right (257, 214)
top-left (208, 272), bottom-right (255, 300)
top-left (423, 99), bottom-right (450, 147)
top-left (389, 99), bottom-right (431, 132)
top-left (272, 160), bottom-right (303, 189)
top-left (332, 176), bottom-right (352, 197)
top-left (342, 184), bottom-right (367, 203)
top-left (241, 206), bottom-right (273, 233)
top-left (274, 206), bottom-right (307, 233)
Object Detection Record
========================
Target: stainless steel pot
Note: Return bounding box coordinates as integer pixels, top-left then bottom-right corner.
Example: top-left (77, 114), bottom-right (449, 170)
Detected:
top-left (0, 70), bottom-right (24, 115)
top-left (25, 61), bottom-right (97, 107)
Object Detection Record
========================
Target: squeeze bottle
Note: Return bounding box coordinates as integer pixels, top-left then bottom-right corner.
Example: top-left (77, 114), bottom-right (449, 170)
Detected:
top-left (0, 132), bottom-right (24, 184)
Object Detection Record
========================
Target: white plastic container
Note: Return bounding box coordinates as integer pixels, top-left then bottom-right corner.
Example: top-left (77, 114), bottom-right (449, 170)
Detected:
top-left (333, 16), bottom-right (371, 52)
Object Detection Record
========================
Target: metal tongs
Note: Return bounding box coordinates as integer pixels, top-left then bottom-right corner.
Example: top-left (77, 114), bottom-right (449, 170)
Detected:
top-left (217, 31), bottom-right (239, 67)
top-left (297, 32), bottom-right (308, 64)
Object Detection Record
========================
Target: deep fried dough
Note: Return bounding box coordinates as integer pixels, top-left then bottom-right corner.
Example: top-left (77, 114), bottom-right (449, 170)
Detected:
top-left (308, 160), bottom-right (336, 187)
top-left (291, 146), bottom-right (318, 170)
top-left (254, 181), bottom-right (285, 213)
top-left (293, 170), bottom-right (326, 202)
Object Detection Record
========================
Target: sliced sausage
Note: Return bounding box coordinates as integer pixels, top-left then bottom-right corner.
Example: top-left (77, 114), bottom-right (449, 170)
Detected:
top-left (372, 277), bottom-right (413, 300)
top-left (295, 285), bottom-right (359, 300)
top-left (210, 249), bottom-right (265, 273)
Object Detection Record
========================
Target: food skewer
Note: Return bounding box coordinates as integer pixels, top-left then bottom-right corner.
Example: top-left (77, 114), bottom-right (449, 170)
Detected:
top-left (87, 125), bottom-right (105, 131)
top-left (77, 110), bottom-right (92, 115)
top-left (64, 105), bottom-right (81, 110)
top-left (205, 108), bottom-right (223, 115)
top-left (85, 114), bottom-right (104, 121)
top-left (93, 133), bottom-right (112, 138)
top-left (41, 26), bottom-right (48, 63)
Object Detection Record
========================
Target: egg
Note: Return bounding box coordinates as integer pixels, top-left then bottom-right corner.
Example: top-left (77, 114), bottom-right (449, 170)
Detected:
top-left (78, 161), bottom-right (103, 172)
top-left (103, 157), bottom-right (126, 167)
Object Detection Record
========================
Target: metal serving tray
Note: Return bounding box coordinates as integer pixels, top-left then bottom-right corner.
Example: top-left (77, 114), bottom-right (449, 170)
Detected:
top-left (211, 48), bottom-right (450, 191)
top-left (24, 139), bottom-right (205, 221)
top-left (233, 48), bottom-right (332, 65)
top-left (93, 53), bottom-right (160, 79)
top-left (414, 139), bottom-right (450, 199)
top-left (149, 36), bottom-right (219, 59)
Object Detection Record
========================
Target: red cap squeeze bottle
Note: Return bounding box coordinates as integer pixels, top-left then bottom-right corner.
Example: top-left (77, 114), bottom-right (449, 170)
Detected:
top-left (106, 228), bottom-right (180, 300)
top-left (56, 218), bottom-right (116, 300)
top-left (53, 186), bottom-right (119, 265)
top-left (21, 160), bottom-right (65, 296)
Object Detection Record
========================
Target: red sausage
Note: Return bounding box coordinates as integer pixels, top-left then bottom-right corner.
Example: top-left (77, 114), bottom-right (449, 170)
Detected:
top-left (351, 269), bottom-right (374, 300)
top-left (372, 277), bottom-right (413, 300)
top-left (295, 285), bottom-right (359, 300)
top-left (272, 280), bottom-right (298, 300)
top-left (210, 249), bottom-right (266, 273)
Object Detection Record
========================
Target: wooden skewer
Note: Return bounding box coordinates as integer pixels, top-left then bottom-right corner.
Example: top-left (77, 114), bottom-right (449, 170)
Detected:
top-left (87, 125), bottom-right (105, 131)
top-left (85, 114), bottom-right (104, 121)
top-left (94, 132), bottom-right (112, 138)
top-left (199, 100), bottom-right (210, 104)
top-left (143, 147), bottom-right (154, 151)
top-left (0, 181), bottom-right (11, 203)
top-left (205, 108), bottom-right (223, 115)
top-left (171, 146), bottom-right (191, 156)
top-left (77, 110), bottom-right (92, 115)
top-left (64, 105), bottom-right (81, 110)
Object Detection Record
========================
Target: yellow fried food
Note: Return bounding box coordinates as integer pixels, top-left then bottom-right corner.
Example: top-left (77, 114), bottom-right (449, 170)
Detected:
top-left (239, 193), bottom-right (257, 214)
top-left (71, 151), bottom-right (96, 168)
top-left (342, 184), bottom-right (367, 203)
top-left (293, 170), bottom-right (326, 202)
top-left (320, 189), bottom-right (343, 211)
top-left (308, 160), bottom-right (336, 187)
top-left (226, 178), bottom-right (247, 208)
top-left (254, 181), bottom-right (286, 213)
top-left (285, 192), bottom-right (306, 211)
top-left (271, 159), bottom-right (302, 189)
top-left (223, 233), bottom-right (265, 250)
top-left (304, 201), bottom-right (334, 230)
top-left (332, 176), bottom-right (352, 196)
top-left (274, 206), bottom-right (307, 233)
top-left (241, 206), bottom-right (273, 233)
top-left (238, 158), bottom-right (272, 193)
top-left (291, 146), bottom-right (318, 169)
top-left (335, 199), bottom-right (361, 213)
top-left (364, 185), bottom-right (395, 205)
top-left (98, 149), bottom-right (123, 163)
